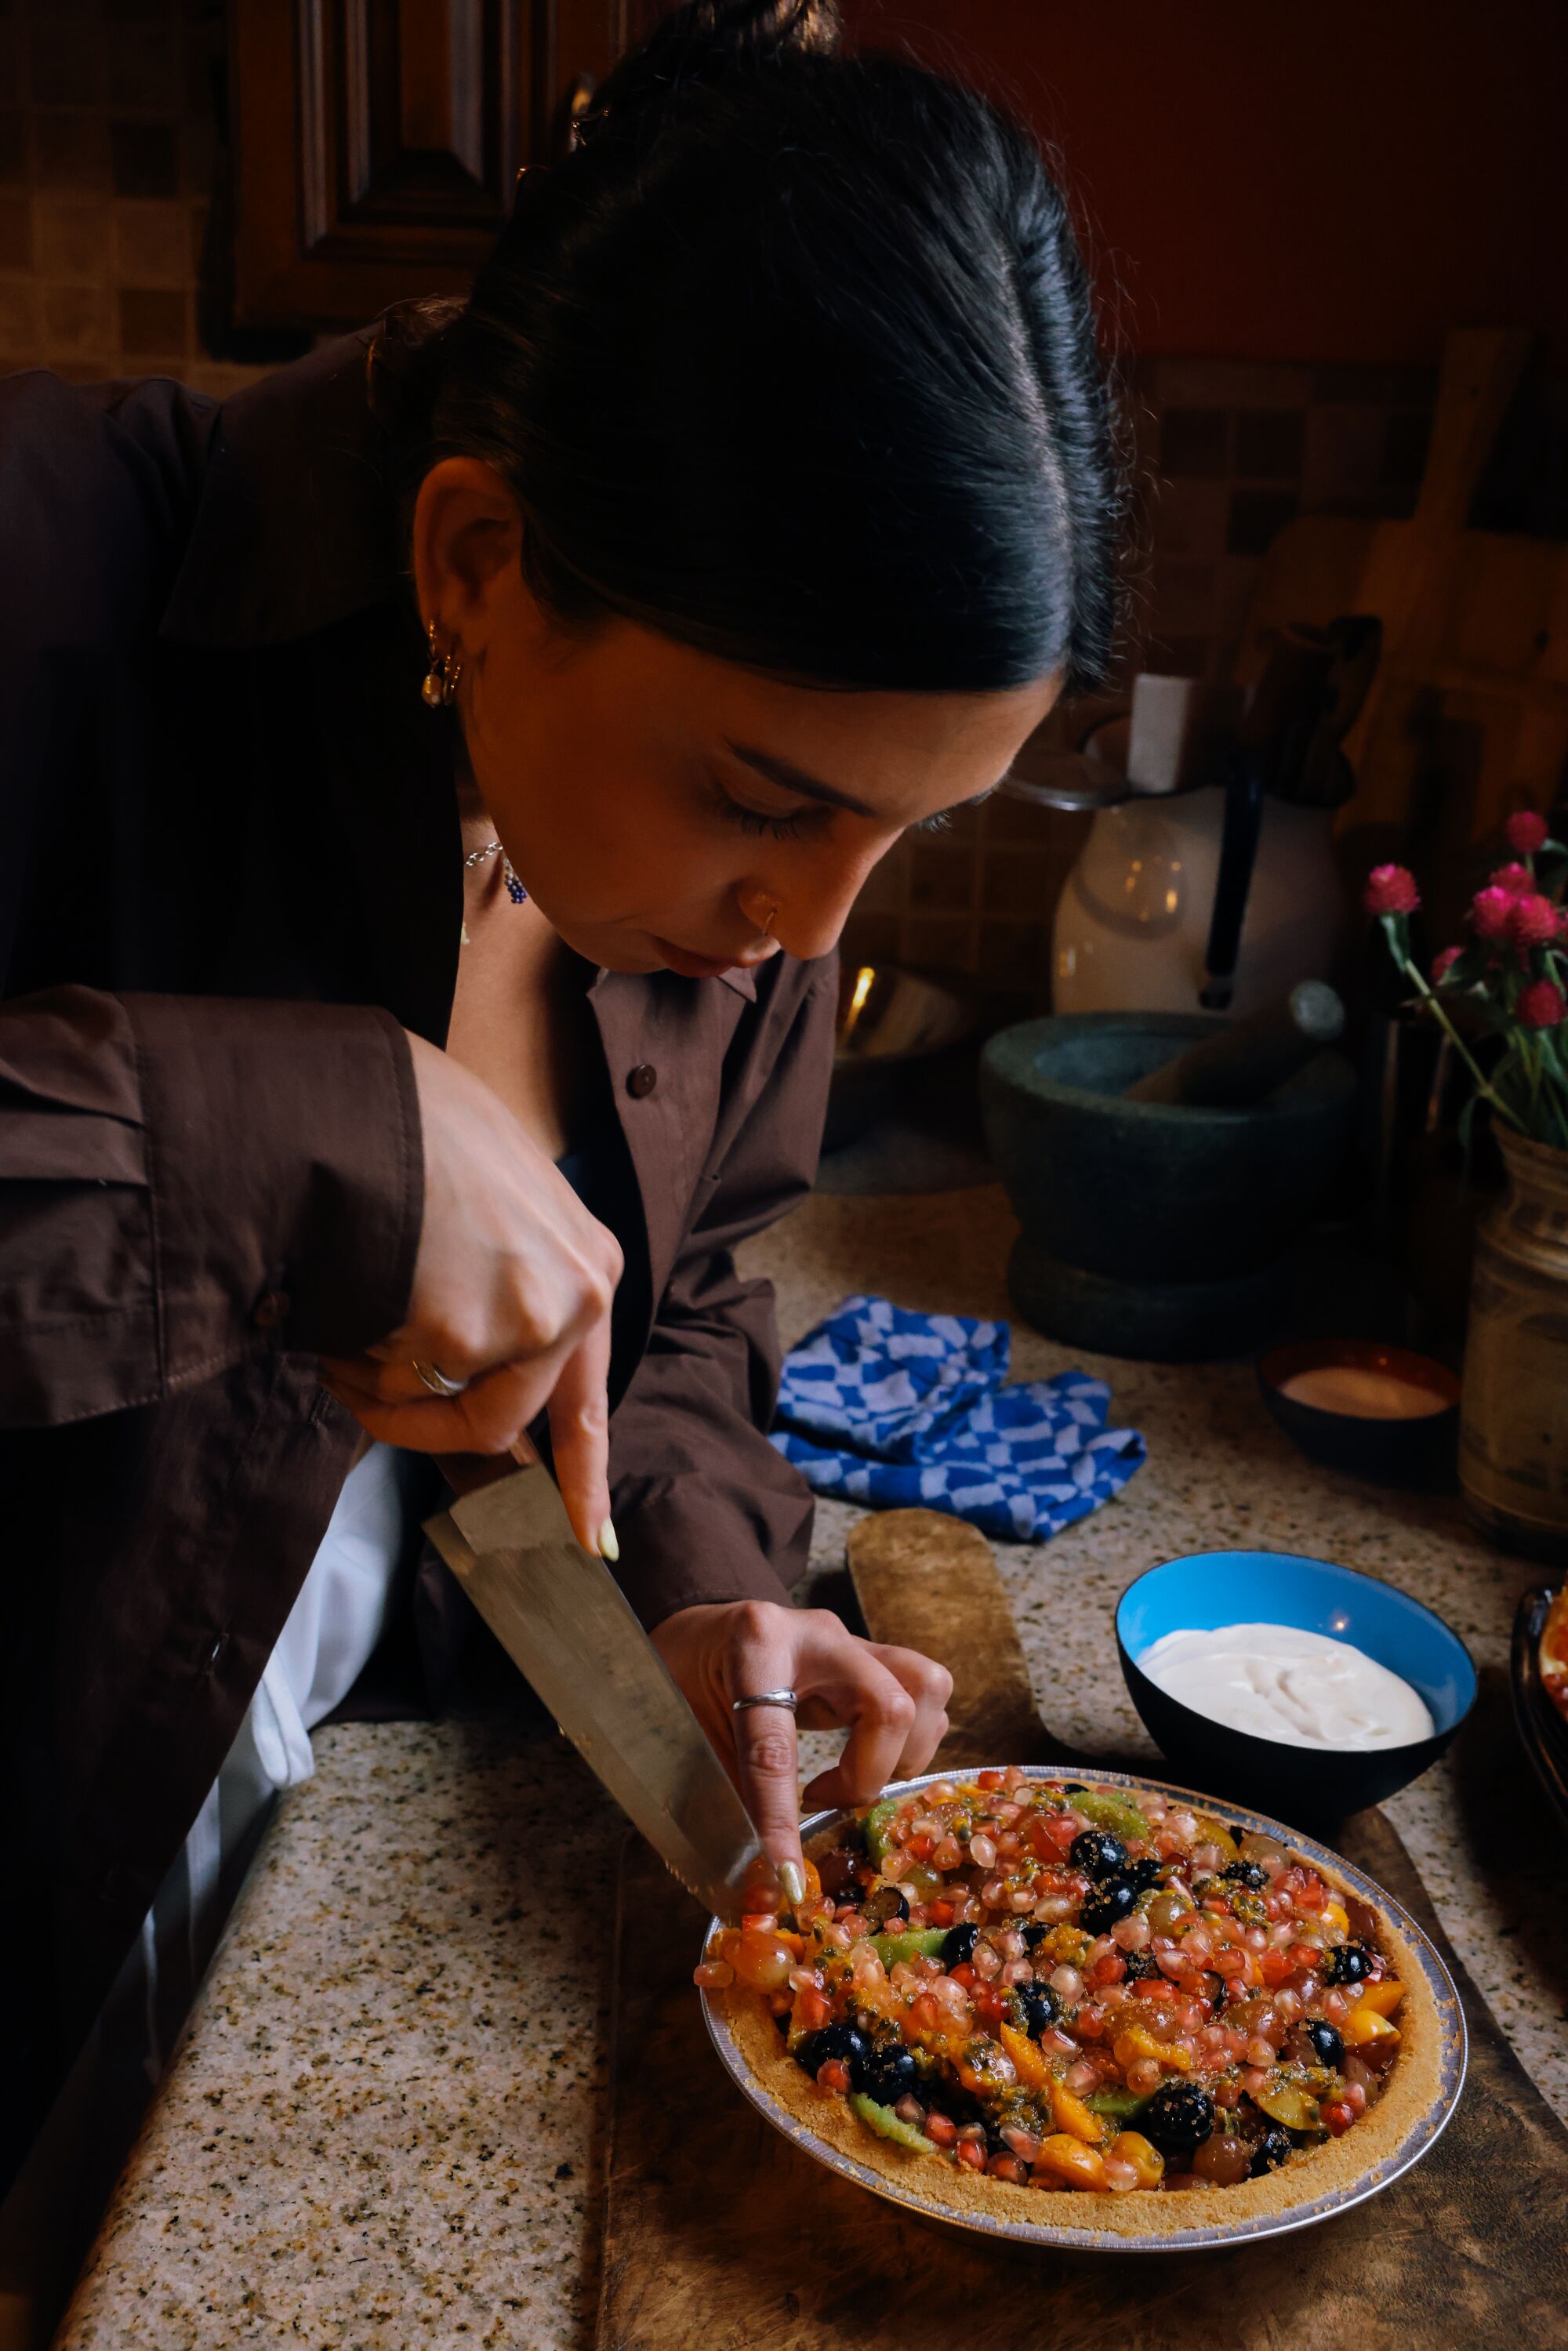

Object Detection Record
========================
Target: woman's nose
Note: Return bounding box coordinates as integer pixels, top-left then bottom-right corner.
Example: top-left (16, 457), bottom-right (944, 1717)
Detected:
top-left (741, 844), bottom-right (885, 963)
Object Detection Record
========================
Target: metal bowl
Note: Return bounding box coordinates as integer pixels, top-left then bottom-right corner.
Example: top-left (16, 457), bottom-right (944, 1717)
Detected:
top-left (702, 1765), bottom-right (1465, 2254)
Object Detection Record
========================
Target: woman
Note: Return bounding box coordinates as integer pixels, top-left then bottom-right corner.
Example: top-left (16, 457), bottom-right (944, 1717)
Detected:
top-left (0, 0), bottom-right (1120, 2183)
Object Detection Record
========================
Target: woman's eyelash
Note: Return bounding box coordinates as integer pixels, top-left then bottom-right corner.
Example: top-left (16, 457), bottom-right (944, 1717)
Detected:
top-left (913, 808), bottom-right (953, 836)
top-left (718, 800), bottom-right (814, 840)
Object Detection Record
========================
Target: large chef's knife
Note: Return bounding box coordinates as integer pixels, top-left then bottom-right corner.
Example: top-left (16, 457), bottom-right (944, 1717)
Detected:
top-left (425, 1447), bottom-right (761, 1921)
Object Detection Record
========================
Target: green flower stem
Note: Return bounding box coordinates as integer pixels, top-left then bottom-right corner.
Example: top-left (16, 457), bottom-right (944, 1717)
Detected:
top-left (1385, 927), bottom-right (1523, 1133)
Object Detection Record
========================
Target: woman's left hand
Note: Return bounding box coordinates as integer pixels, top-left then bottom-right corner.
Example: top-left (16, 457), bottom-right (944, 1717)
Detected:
top-left (651, 1599), bottom-right (953, 1887)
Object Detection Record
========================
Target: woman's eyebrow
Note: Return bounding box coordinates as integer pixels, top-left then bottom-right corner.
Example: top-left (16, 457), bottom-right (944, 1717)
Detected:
top-left (724, 741), bottom-right (1004, 816)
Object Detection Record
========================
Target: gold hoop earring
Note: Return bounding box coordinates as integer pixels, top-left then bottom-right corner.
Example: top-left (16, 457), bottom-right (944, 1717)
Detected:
top-left (421, 622), bottom-right (463, 709)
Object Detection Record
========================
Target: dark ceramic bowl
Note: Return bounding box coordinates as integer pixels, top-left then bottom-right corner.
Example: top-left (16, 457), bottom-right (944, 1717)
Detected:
top-left (1511, 1587), bottom-right (1568, 1837)
top-left (1257, 1338), bottom-right (1461, 1490)
top-left (1116, 1548), bottom-right (1476, 1824)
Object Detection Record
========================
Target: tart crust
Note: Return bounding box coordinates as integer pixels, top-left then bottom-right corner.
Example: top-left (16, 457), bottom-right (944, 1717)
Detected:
top-left (716, 1834), bottom-right (1450, 2237)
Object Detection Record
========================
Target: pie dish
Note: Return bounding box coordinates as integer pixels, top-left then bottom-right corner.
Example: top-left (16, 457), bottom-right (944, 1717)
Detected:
top-left (701, 1767), bottom-right (1465, 2251)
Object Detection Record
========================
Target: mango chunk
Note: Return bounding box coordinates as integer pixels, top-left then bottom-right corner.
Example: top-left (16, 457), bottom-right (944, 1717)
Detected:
top-left (1034, 2133), bottom-right (1109, 2190)
top-left (1049, 2077), bottom-right (1106, 2144)
top-left (998, 2021), bottom-right (1051, 2092)
top-left (1343, 2005), bottom-right (1401, 2049)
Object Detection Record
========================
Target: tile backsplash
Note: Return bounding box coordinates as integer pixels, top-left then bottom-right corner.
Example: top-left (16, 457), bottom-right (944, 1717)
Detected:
top-left (0, 2), bottom-right (1438, 1007)
top-left (838, 353), bottom-right (1439, 1002)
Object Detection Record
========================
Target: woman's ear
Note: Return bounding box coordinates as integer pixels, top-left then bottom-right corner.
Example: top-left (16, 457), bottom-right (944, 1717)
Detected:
top-left (411, 456), bottom-right (526, 658)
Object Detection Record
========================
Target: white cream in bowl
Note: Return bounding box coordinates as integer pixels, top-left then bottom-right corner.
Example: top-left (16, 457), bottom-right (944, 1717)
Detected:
top-left (1138, 1622), bottom-right (1436, 1751)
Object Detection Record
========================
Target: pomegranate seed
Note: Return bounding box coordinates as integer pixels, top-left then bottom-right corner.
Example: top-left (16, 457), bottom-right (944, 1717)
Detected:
top-left (816, 2059), bottom-right (851, 2092)
top-left (1322, 2100), bottom-right (1355, 2136)
top-left (926, 2112), bottom-right (958, 2146)
top-left (692, 1961), bottom-right (733, 1988)
top-left (978, 1770), bottom-right (1006, 1790)
top-left (987, 2154), bottom-right (1025, 2183)
top-left (1000, 2124), bottom-right (1040, 2161)
top-left (895, 2095), bottom-right (926, 2127)
top-left (969, 1833), bottom-right (998, 1870)
top-left (957, 2139), bottom-right (987, 2171)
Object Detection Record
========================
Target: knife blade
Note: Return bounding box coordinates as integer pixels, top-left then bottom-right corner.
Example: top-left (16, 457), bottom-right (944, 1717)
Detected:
top-left (424, 1451), bottom-right (760, 1921)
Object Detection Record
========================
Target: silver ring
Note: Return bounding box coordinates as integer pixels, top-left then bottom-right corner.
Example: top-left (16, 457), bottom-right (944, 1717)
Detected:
top-left (732, 1689), bottom-right (798, 1714)
top-left (412, 1358), bottom-right (468, 1398)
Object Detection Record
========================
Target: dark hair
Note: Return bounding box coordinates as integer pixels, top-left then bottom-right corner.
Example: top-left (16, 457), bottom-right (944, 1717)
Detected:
top-left (372, 0), bottom-right (1124, 693)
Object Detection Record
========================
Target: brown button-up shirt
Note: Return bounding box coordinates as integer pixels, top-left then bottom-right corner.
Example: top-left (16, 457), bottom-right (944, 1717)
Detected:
top-left (0, 332), bottom-right (836, 2181)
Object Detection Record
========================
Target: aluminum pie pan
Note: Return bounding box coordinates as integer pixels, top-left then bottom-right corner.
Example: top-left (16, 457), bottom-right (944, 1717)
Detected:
top-left (702, 1765), bottom-right (1466, 2253)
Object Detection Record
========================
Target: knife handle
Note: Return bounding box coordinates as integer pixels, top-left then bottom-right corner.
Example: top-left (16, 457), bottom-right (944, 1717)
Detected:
top-left (436, 1428), bottom-right (542, 1499)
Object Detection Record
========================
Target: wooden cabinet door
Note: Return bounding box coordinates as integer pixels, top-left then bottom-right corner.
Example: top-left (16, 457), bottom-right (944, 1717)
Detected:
top-left (230, 0), bottom-right (647, 330)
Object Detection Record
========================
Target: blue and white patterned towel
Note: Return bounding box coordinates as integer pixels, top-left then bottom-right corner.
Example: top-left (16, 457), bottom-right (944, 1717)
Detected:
top-left (771, 1293), bottom-right (1145, 1544)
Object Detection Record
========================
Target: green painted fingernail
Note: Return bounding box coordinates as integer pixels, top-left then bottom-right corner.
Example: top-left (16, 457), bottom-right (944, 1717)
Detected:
top-left (779, 1860), bottom-right (807, 1909)
top-left (597, 1516), bottom-right (619, 1564)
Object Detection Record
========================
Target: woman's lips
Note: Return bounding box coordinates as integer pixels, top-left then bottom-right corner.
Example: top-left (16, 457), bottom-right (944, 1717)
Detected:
top-left (650, 935), bottom-right (747, 980)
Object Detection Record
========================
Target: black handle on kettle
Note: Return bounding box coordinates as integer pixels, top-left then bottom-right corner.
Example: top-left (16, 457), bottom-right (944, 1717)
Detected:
top-left (1200, 753), bottom-right (1263, 1010)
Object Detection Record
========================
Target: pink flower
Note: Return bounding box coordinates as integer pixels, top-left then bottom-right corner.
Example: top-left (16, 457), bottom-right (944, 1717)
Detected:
top-left (1490, 862), bottom-right (1535, 896)
top-left (1509, 892), bottom-right (1561, 947)
top-left (1517, 979), bottom-right (1567, 1029)
top-left (1506, 809), bottom-right (1551, 858)
top-left (1432, 945), bottom-right (1463, 982)
top-left (1364, 864), bottom-right (1420, 917)
top-left (1471, 886), bottom-right (1515, 940)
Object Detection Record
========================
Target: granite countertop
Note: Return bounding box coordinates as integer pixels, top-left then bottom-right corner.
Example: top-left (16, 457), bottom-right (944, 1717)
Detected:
top-left (56, 1185), bottom-right (1567, 2349)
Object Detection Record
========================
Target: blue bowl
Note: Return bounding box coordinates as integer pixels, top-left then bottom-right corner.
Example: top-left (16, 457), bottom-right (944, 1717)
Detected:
top-left (1116, 1549), bottom-right (1476, 1823)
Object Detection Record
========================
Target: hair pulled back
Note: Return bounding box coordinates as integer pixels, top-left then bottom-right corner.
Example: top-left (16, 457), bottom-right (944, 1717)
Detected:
top-left (374, 0), bottom-right (1123, 694)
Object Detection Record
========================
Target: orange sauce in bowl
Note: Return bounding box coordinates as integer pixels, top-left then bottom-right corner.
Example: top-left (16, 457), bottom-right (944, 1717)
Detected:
top-left (1279, 1365), bottom-right (1450, 1421)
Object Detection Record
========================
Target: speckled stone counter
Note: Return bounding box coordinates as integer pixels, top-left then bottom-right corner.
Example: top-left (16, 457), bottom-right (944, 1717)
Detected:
top-left (56, 1185), bottom-right (1568, 2349)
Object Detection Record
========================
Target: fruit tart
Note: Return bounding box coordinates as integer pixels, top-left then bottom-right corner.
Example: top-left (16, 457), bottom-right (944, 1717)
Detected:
top-left (700, 1769), bottom-right (1448, 2237)
top-left (1541, 1589), bottom-right (1568, 1724)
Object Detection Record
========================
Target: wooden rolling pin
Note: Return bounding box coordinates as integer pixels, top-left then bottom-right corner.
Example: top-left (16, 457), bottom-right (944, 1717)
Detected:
top-left (1126, 980), bottom-right (1345, 1108)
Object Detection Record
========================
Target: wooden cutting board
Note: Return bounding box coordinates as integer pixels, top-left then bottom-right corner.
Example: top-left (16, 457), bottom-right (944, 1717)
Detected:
top-left (595, 1511), bottom-right (1568, 2349)
top-left (1236, 329), bottom-right (1568, 859)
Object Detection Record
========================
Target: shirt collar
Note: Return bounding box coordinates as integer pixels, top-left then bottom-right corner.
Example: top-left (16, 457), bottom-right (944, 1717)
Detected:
top-left (160, 328), bottom-right (404, 648)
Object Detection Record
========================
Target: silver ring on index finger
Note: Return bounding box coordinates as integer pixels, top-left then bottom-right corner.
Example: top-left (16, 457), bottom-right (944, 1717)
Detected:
top-left (731, 1689), bottom-right (798, 1714)
top-left (412, 1358), bottom-right (469, 1398)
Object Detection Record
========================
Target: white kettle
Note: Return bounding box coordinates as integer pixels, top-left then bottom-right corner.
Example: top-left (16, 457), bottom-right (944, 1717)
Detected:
top-left (1023, 633), bottom-right (1378, 1017)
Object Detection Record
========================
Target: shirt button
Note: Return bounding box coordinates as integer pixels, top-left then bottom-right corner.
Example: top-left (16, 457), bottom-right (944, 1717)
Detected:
top-left (626, 1064), bottom-right (658, 1100)
top-left (253, 1289), bottom-right (290, 1331)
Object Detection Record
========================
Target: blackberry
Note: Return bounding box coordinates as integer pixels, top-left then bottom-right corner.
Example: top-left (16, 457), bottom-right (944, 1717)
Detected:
top-left (1014, 1983), bottom-right (1062, 2039)
top-left (793, 2023), bottom-right (869, 2081)
top-left (1138, 2081), bottom-right (1215, 2159)
top-left (941, 1922), bottom-right (978, 1969)
top-left (1126, 1858), bottom-right (1165, 1892)
top-left (1080, 1875), bottom-right (1137, 1934)
top-left (1249, 2124), bottom-right (1294, 2178)
top-left (858, 2044), bottom-right (920, 2105)
top-left (1305, 2019), bottom-right (1345, 2068)
top-left (1069, 1829), bottom-right (1128, 1881)
top-left (1323, 1942), bottom-right (1374, 1986)
top-left (1221, 1859), bottom-right (1269, 1892)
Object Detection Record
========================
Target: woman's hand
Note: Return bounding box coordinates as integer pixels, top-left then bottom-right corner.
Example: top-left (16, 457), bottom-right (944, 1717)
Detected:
top-left (651, 1600), bottom-right (953, 1883)
top-left (319, 1032), bottom-right (622, 1554)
